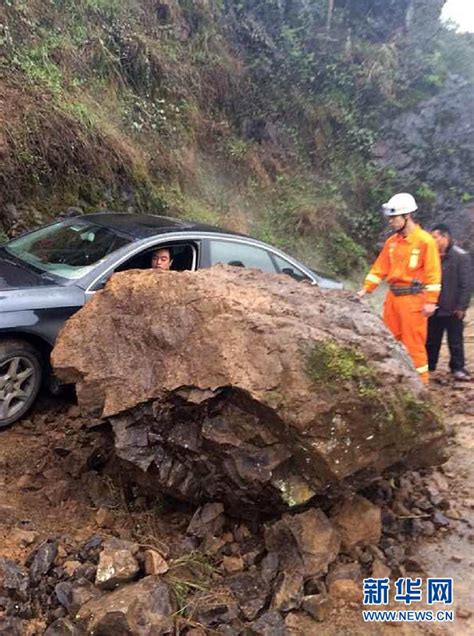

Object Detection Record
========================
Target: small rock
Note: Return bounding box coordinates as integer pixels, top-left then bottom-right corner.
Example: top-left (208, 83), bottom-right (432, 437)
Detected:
top-left (143, 549), bottom-right (169, 575)
top-left (0, 617), bottom-right (25, 636)
top-left (222, 555), bottom-right (244, 573)
top-left (187, 503), bottom-right (225, 538)
top-left (95, 541), bottom-right (140, 590)
top-left (431, 471), bottom-right (449, 491)
top-left (201, 535), bottom-right (226, 555)
top-left (383, 544), bottom-right (406, 566)
top-left (442, 471), bottom-right (455, 479)
top-left (234, 523), bottom-right (251, 542)
top-left (332, 495), bottom-right (381, 549)
top-left (227, 541), bottom-right (241, 556)
top-left (328, 579), bottom-right (362, 603)
top-left (62, 560), bottom-right (83, 577)
top-left (371, 558), bottom-right (391, 579)
top-left (357, 547), bottom-right (374, 565)
top-left (44, 617), bottom-right (82, 635)
top-left (242, 547), bottom-right (263, 567)
top-left (28, 539), bottom-right (58, 584)
top-left (326, 562), bottom-right (361, 588)
top-left (0, 557), bottom-right (30, 599)
top-left (265, 508), bottom-right (340, 578)
top-left (304, 577), bottom-right (326, 596)
top-left (392, 501), bottom-right (413, 517)
top-left (260, 551), bottom-right (279, 584)
top-left (301, 593), bottom-right (331, 621)
top-left (367, 544), bottom-right (385, 561)
top-left (43, 480), bottom-right (70, 506)
top-left (10, 528), bottom-right (38, 547)
top-left (272, 570), bottom-right (304, 611)
top-left (69, 578), bottom-right (102, 615)
top-left (404, 557), bottom-right (423, 572)
top-left (421, 521), bottom-right (436, 536)
top-left (451, 555), bottom-right (462, 563)
top-left (77, 576), bottom-right (174, 633)
top-left (432, 511), bottom-right (450, 528)
top-left (95, 508), bottom-right (114, 528)
top-left (227, 571), bottom-right (268, 621)
top-left (248, 610), bottom-right (287, 635)
top-left (57, 545), bottom-right (68, 560)
top-left (16, 474), bottom-right (42, 491)
top-left (414, 497), bottom-right (432, 512)
top-left (67, 405), bottom-right (81, 419)
top-left (55, 581), bottom-right (73, 611)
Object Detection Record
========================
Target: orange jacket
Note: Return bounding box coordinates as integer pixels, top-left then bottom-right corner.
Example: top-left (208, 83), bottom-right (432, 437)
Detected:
top-left (363, 224), bottom-right (442, 303)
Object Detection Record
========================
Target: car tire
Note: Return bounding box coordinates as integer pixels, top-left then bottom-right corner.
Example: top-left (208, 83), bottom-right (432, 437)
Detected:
top-left (0, 339), bottom-right (42, 428)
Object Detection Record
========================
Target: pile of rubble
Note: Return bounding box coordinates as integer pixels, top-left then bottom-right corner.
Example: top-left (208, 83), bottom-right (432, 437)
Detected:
top-left (1, 458), bottom-right (462, 635)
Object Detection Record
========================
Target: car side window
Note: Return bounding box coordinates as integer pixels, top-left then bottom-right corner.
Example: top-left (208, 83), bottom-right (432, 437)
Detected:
top-left (271, 253), bottom-right (311, 282)
top-left (209, 240), bottom-right (277, 273)
top-left (114, 244), bottom-right (196, 273)
top-left (91, 242), bottom-right (197, 290)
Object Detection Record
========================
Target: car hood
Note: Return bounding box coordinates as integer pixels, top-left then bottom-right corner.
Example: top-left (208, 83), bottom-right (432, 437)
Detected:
top-left (0, 256), bottom-right (50, 290)
top-left (0, 284), bottom-right (85, 312)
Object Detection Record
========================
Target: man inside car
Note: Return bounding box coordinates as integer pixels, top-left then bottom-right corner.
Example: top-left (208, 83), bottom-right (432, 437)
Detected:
top-left (151, 248), bottom-right (172, 271)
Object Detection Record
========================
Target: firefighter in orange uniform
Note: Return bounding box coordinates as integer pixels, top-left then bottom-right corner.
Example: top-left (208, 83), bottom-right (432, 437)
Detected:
top-left (358, 193), bottom-right (441, 384)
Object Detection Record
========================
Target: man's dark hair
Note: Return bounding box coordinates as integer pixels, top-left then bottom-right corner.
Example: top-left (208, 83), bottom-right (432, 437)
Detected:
top-left (431, 223), bottom-right (451, 236)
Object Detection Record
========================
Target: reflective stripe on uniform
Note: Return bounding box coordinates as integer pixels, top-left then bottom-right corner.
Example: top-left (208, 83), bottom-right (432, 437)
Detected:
top-left (366, 273), bottom-right (382, 284)
top-left (416, 365), bottom-right (429, 374)
top-left (409, 248), bottom-right (421, 269)
top-left (424, 284), bottom-right (441, 292)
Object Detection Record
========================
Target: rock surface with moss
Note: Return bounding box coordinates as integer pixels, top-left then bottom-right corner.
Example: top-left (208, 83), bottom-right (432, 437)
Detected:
top-left (52, 266), bottom-right (446, 512)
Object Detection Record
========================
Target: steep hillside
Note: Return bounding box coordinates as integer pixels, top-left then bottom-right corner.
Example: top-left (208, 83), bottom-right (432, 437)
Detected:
top-left (1, 0), bottom-right (473, 274)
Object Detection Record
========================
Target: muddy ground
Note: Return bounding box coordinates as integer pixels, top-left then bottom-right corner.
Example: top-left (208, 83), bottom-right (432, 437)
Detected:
top-left (0, 309), bottom-right (472, 635)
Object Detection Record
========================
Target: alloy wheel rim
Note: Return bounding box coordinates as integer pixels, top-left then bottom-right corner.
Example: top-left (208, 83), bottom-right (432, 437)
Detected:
top-left (0, 356), bottom-right (36, 421)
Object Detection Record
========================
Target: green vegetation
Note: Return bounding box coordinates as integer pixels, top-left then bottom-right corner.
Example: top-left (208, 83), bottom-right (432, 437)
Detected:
top-left (415, 183), bottom-right (437, 207)
top-left (165, 551), bottom-right (217, 614)
top-left (1, 0), bottom-right (472, 273)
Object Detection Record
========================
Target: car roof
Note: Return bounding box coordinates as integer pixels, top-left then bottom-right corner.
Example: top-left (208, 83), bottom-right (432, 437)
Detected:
top-left (81, 212), bottom-right (248, 240)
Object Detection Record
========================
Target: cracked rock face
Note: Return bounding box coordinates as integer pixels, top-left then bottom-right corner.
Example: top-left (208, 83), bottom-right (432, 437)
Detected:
top-left (52, 266), bottom-right (446, 510)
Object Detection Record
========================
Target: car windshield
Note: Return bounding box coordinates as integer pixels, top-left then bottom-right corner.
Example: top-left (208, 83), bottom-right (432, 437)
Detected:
top-left (5, 220), bottom-right (132, 280)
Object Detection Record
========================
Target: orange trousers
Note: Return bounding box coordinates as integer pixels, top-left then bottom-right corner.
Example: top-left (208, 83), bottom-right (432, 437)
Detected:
top-left (383, 292), bottom-right (429, 383)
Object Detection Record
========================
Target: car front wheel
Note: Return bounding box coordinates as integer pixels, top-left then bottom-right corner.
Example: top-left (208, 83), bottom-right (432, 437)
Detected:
top-left (0, 340), bottom-right (42, 428)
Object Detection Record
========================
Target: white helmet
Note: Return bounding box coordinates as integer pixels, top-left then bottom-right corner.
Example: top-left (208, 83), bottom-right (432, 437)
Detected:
top-left (382, 193), bottom-right (418, 217)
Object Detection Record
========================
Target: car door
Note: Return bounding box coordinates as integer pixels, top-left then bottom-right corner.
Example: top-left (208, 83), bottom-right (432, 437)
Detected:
top-left (203, 238), bottom-right (278, 273)
top-left (85, 239), bottom-right (201, 296)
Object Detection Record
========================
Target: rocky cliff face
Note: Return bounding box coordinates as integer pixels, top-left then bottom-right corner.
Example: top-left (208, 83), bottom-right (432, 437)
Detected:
top-left (52, 267), bottom-right (446, 512)
top-left (374, 77), bottom-right (474, 248)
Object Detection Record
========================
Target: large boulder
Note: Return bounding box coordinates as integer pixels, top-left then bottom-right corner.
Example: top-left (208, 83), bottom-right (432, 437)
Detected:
top-left (52, 266), bottom-right (445, 511)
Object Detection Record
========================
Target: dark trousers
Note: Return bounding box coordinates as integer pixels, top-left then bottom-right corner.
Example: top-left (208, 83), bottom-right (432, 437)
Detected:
top-left (427, 315), bottom-right (465, 372)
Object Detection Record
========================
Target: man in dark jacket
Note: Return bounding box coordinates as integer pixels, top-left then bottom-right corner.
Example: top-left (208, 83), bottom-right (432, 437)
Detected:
top-left (427, 224), bottom-right (472, 380)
